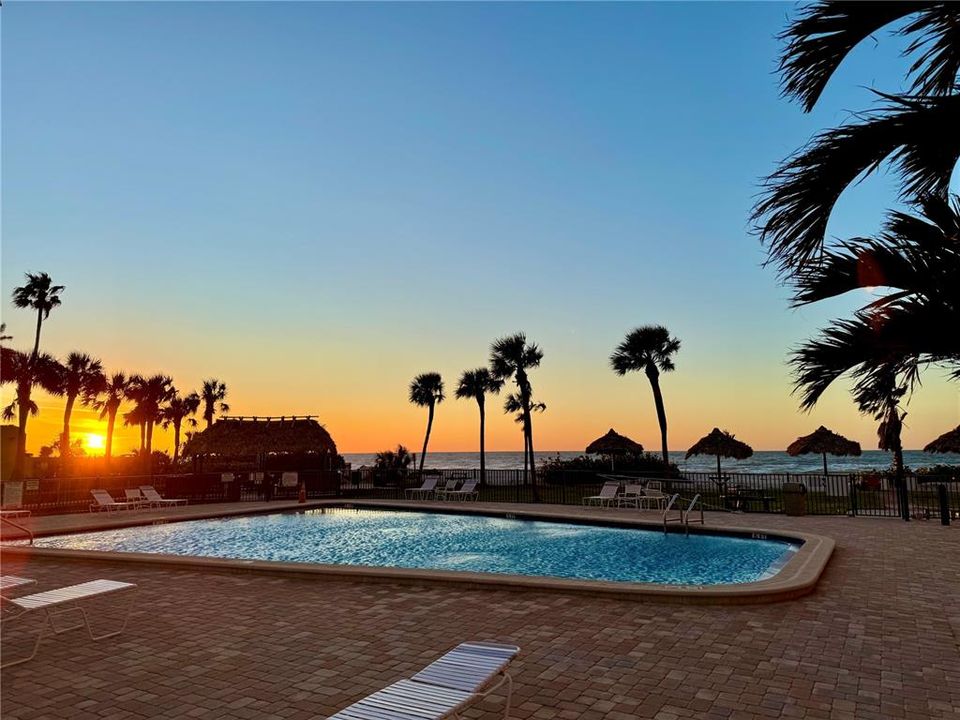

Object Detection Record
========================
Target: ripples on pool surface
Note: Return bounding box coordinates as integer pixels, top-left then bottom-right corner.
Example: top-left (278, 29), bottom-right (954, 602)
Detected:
top-left (34, 508), bottom-right (799, 585)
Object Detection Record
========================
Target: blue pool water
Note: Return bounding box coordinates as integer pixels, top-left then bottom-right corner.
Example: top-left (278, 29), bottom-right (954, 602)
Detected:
top-left (31, 509), bottom-right (799, 585)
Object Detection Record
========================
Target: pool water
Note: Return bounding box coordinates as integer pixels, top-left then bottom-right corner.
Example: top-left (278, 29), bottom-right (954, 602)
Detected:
top-left (30, 508), bottom-right (799, 585)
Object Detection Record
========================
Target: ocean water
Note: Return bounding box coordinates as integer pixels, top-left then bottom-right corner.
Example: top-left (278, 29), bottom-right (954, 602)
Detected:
top-left (342, 449), bottom-right (957, 473)
top-left (29, 508), bottom-right (798, 585)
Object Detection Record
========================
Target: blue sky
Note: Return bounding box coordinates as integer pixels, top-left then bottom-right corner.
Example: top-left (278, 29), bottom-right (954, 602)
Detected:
top-left (2, 2), bottom-right (956, 453)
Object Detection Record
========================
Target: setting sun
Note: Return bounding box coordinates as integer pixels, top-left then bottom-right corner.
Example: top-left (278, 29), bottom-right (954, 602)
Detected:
top-left (84, 433), bottom-right (106, 453)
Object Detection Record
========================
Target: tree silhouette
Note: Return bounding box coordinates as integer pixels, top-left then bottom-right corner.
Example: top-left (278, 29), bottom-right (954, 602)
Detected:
top-left (200, 378), bottom-right (229, 429)
top-left (455, 368), bottom-right (503, 486)
top-left (11, 272), bottom-right (64, 360)
top-left (610, 326), bottom-right (681, 464)
top-left (1, 348), bottom-right (63, 479)
top-left (490, 333), bottom-right (543, 492)
top-left (409, 372), bottom-right (444, 474)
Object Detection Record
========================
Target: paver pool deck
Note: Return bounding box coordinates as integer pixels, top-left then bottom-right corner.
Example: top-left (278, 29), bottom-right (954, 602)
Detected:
top-left (2, 501), bottom-right (958, 720)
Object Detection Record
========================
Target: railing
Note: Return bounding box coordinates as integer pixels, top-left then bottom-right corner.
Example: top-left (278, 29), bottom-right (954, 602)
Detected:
top-left (2, 467), bottom-right (958, 519)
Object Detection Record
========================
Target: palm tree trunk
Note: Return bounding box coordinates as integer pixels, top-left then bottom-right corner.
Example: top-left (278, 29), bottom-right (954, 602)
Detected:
top-left (139, 422), bottom-right (145, 452)
top-left (418, 404), bottom-right (434, 475)
top-left (525, 411), bottom-right (538, 499)
top-left (105, 409), bottom-right (117, 467)
top-left (646, 365), bottom-right (669, 465)
top-left (173, 420), bottom-right (181, 464)
top-left (822, 452), bottom-right (828, 476)
top-left (145, 420), bottom-right (155, 475)
top-left (61, 394), bottom-right (76, 462)
top-left (478, 400), bottom-right (486, 488)
top-left (32, 309), bottom-right (43, 359)
top-left (13, 393), bottom-right (30, 480)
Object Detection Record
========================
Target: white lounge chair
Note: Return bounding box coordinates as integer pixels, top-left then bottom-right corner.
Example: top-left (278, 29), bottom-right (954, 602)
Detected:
top-left (617, 483), bottom-right (645, 508)
top-left (90, 489), bottom-right (140, 512)
top-left (582, 482), bottom-right (620, 507)
top-left (445, 479), bottom-right (479, 501)
top-left (405, 475), bottom-right (440, 499)
top-left (640, 480), bottom-right (668, 510)
top-left (139, 486), bottom-right (187, 507)
top-left (434, 478), bottom-right (459, 501)
top-left (0, 579), bottom-right (137, 668)
top-left (123, 488), bottom-right (148, 508)
top-left (329, 641), bottom-right (520, 720)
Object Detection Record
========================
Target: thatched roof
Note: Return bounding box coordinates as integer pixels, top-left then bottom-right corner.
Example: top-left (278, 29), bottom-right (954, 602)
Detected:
top-left (686, 428), bottom-right (753, 460)
top-left (586, 429), bottom-right (644, 455)
top-left (924, 425), bottom-right (960, 454)
top-left (787, 426), bottom-right (861, 458)
top-left (182, 417), bottom-right (337, 457)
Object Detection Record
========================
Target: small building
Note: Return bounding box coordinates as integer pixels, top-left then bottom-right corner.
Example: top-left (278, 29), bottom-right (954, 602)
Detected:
top-left (182, 416), bottom-right (340, 471)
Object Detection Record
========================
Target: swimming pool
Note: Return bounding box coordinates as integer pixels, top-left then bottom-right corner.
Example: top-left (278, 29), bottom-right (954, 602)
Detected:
top-left (28, 507), bottom-right (799, 586)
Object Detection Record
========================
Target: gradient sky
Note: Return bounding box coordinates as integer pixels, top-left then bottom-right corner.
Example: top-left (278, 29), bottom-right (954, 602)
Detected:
top-left (2, 2), bottom-right (957, 457)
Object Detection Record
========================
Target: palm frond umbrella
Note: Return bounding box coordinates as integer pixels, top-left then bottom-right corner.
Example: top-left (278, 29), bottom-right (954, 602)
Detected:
top-left (686, 428), bottom-right (753, 481)
top-left (586, 429), bottom-right (643, 470)
top-left (787, 425), bottom-right (861, 475)
top-left (923, 425), bottom-right (960, 454)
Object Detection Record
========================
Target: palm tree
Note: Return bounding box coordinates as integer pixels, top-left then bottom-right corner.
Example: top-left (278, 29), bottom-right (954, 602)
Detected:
top-left (11, 272), bottom-right (64, 359)
top-left (610, 326), bottom-right (681, 465)
top-left (409, 372), bottom-right (444, 474)
top-left (56, 352), bottom-right (105, 464)
top-left (90, 372), bottom-right (130, 466)
top-left (504, 392), bottom-right (546, 479)
top-left (161, 391), bottom-right (200, 464)
top-left (490, 333), bottom-right (543, 490)
top-left (1, 348), bottom-right (63, 479)
top-left (455, 368), bottom-right (503, 487)
top-left (755, 2), bottom-right (960, 273)
top-left (790, 195), bottom-right (960, 409)
top-left (200, 378), bottom-right (229, 429)
top-left (125, 374), bottom-right (175, 463)
top-left (0, 323), bottom-right (11, 343)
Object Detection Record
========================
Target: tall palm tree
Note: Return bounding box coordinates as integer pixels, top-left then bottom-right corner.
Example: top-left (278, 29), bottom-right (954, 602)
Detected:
top-left (1, 348), bottom-right (63, 479)
top-left (755, 2), bottom-right (960, 273)
top-left (90, 372), bottom-right (130, 466)
top-left (409, 372), bottom-right (444, 474)
top-left (504, 392), bottom-right (546, 479)
top-left (455, 368), bottom-right (503, 486)
top-left (11, 272), bottom-right (64, 360)
top-left (610, 326), bottom-right (681, 465)
top-left (490, 333), bottom-right (543, 490)
top-left (200, 378), bottom-right (229, 429)
top-left (125, 374), bottom-right (175, 462)
top-left (161, 391), bottom-right (200, 464)
top-left (123, 377), bottom-right (148, 454)
top-left (56, 352), bottom-right (105, 463)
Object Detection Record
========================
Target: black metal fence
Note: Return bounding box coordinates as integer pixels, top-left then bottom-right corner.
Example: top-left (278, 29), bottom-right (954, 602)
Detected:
top-left (3, 466), bottom-right (959, 520)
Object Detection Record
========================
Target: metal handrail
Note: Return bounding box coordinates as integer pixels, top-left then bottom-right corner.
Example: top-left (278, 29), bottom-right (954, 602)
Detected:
top-left (1, 516), bottom-right (33, 545)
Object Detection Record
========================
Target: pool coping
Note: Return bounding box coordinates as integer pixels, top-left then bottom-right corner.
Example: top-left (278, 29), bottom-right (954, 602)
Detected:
top-left (0, 500), bottom-right (835, 604)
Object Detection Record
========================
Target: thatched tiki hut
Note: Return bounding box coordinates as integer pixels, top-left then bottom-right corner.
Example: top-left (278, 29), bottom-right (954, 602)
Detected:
top-left (182, 416), bottom-right (339, 471)
top-left (686, 428), bottom-right (753, 482)
top-left (787, 425), bottom-right (861, 475)
top-left (586, 429), bottom-right (643, 470)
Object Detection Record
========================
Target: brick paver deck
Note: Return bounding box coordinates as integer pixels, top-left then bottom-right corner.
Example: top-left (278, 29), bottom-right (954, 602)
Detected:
top-left (2, 504), bottom-right (958, 719)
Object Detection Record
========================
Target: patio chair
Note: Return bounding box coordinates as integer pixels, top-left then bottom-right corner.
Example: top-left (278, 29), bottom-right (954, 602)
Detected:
top-left (446, 479), bottom-right (479, 501)
top-left (434, 478), bottom-right (460, 501)
top-left (89, 490), bottom-right (140, 512)
top-left (0, 579), bottom-right (137, 668)
top-left (582, 482), bottom-right (620, 507)
top-left (405, 475), bottom-right (440, 500)
top-left (640, 480), bottom-right (668, 510)
top-left (329, 641), bottom-right (520, 720)
top-left (1, 576), bottom-right (37, 621)
top-left (139, 486), bottom-right (188, 507)
top-left (123, 488), bottom-right (148, 508)
top-left (617, 483), bottom-right (645, 508)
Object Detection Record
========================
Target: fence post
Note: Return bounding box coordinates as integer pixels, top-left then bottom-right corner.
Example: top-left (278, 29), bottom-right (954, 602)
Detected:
top-left (848, 476), bottom-right (858, 517)
top-left (938, 484), bottom-right (951, 526)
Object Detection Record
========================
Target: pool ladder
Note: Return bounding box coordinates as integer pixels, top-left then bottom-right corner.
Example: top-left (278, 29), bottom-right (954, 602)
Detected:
top-left (662, 493), bottom-right (704, 535)
top-left (1, 515), bottom-right (33, 545)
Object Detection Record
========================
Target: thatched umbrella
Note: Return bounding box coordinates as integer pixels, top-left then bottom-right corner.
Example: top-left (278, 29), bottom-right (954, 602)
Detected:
top-left (787, 425), bottom-right (861, 475)
top-left (923, 425), bottom-right (960, 454)
top-left (586, 428), bottom-right (643, 470)
top-left (686, 428), bottom-right (753, 480)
